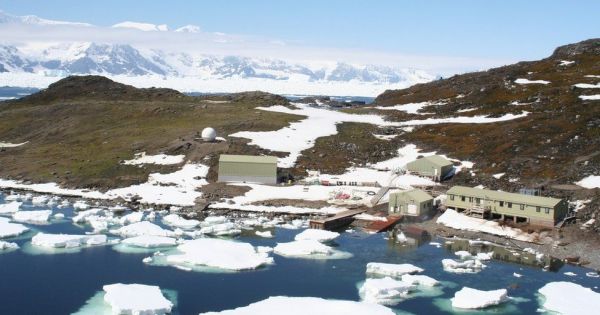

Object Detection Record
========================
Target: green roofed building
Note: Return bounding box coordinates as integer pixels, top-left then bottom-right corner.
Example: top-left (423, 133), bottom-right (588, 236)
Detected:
top-left (444, 186), bottom-right (568, 227)
top-left (389, 189), bottom-right (434, 217)
top-left (406, 155), bottom-right (454, 181)
top-left (218, 154), bottom-right (278, 185)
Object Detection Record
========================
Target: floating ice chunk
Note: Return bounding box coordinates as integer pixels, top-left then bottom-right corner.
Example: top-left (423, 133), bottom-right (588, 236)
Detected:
top-left (538, 282), bottom-right (600, 314)
top-left (112, 221), bottom-right (175, 238)
top-left (53, 213), bottom-right (65, 219)
top-left (429, 242), bottom-right (442, 248)
top-left (103, 283), bottom-right (173, 315)
top-left (454, 250), bottom-right (472, 259)
top-left (122, 152), bottom-right (185, 165)
top-left (198, 296), bottom-right (395, 315)
top-left (198, 222), bottom-right (241, 236)
top-left (121, 236), bottom-right (178, 248)
top-left (72, 208), bottom-right (104, 223)
top-left (31, 195), bottom-right (50, 205)
top-left (586, 272), bottom-right (599, 278)
top-left (274, 240), bottom-right (351, 259)
top-left (442, 259), bottom-right (485, 273)
top-left (359, 277), bottom-right (415, 305)
top-left (0, 217), bottom-right (29, 238)
top-left (162, 213), bottom-right (200, 229)
top-left (366, 262), bottom-right (424, 277)
top-left (255, 230), bottom-right (273, 238)
top-left (163, 238), bottom-right (273, 271)
top-left (12, 210), bottom-right (52, 224)
top-left (451, 287), bottom-right (508, 309)
top-left (564, 272), bottom-right (577, 277)
top-left (31, 232), bottom-right (107, 248)
top-left (513, 272), bottom-right (523, 278)
top-left (0, 201), bottom-right (22, 214)
top-left (476, 252), bottom-right (494, 261)
top-left (202, 216), bottom-right (229, 225)
top-left (294, 229), bottom-right (339, 242)
top-left (73, 200), bottom-right (90, 210)
top-left (0, 240), bottom-right (19, 251)
top-left (401, 274), bottom-right (439, 287)
top-left (120, 211), bottom-right (144, 225)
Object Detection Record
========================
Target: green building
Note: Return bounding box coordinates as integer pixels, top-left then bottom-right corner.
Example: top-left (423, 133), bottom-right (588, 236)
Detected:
top-left (389, 189), bottom-right (434, 216)
top-left (444, 186), bottom-right (568, 228)
top-left (406, 155), bottom-right (454, 181)
top-left (218, 154), bottom-right (278, 185)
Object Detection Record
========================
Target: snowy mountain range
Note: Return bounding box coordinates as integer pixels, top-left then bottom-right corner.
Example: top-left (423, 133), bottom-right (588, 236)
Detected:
top-left (0, 11), bottom-right (435, 96)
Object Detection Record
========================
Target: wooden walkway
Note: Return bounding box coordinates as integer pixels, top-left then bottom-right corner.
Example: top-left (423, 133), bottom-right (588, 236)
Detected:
top-left (363, 215), bottom-right (403, 233)
top-left (309, 209), bottom-right (365, 230)
top-left (369, 186), bottom-right (390, 207)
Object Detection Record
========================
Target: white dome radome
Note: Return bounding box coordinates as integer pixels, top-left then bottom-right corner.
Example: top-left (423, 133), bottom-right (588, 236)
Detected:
top-left (201, 127), bottom-right (217, 142)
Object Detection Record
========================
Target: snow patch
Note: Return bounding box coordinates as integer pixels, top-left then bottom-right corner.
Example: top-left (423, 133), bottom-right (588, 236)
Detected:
top-left (122, 152), bottom-right (185, 165)
top-left (437, 209), bottom-right (537, 242)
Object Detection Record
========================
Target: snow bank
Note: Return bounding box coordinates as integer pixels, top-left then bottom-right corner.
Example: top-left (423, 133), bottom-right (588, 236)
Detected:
top-left (198, 296), bottom-right (395, 315)
top-left (31, 232), bottom-right (107, 248)
top-left (398, 112), bottom-right (529, 126)
top-left (294, 229), bottom-right (339, 242)
top-left (451, 287), bottom-right (508, 309)
top-left (538, 281), bottom-right (600, 314)
top-left (0, 201), bottom-right (22, 214)
top-left (0, 217), bottom-right (29, 238)
top-left (162, 213), bottom-right (200, 229)
top-left (375, 101), bottom-right (441, 115)
top-left (112, 221), bottom-right (175, 238)
top-left (366, 262), bottom-right (424, 277)
top-left (122, 152), bottom-right (185, 165)
top-left (103, 283), bottom-right (173, 315)
top-left (579, 94), bottom-right (600, 100)
top-left (492, 172), bottom-right (505, 179)
top-left (574, 82), bottom-right (600, 89)
top-left (121, 236), bottom-right (177, 248)
top-left (442, 259), bottom-right (486, 273)
top-left (437, 209), bottom-right (536, 242)
top-left (0, 141), bottom-right (28, 148)
top-left (163, 238), bottom-right (273, 271)
top-left (576, 175), bottom-right (600, 189)
top-left (515, 78), bottom-right (550, 85)
top-left (12, 210), bottom-right (52, 224)
top-left (274, 240), bottom-right (351, 259)
top-left (359, 277), bottom-right (415, 305)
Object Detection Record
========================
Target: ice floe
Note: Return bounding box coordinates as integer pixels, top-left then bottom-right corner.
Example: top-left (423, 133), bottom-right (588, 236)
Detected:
top-left (198, 296), bottom-right (395, 315)
top-left (162, 213), bottom-right (200, 229)
top-left (366, 262), bottom-right (424, 277)
top-left (111, 221), bottom-right (176, 238)
top-left (0, 216), bottom-right (29, 238)
top-left (102, 283), bottom-right (173, 315)
top-left (451, 287), bottom-right (508, 309)
top-left (0, 240), bottom-right (19, 251)
top-left (122, 152), bottom-right (185, 165)
top-left (255, 230), bottom-right (273, 238)
top-left (294, 229), bottom-right (339, 242)
top-left (359, 276), bottom-right (415, 305)
top-left (442, 259), bottom-right (486, 273)
top-left (274, 240), bottom-right (351, 259)
top-left (121, 235), bottom-right (178, 248)
top-left (0, 201), bottom-right (22, 214)
top-left (157, 238), bottom-right (273, 271)
top-left (437, 209), bottom-right (537, 242)
top-left (515, 78), bottom-right (550, 85)
top-left (538, 282), bottom-right (600, 314)
top-left (12, 210), bottom-right (52, 224)
top-left (401, 274), bottom-right (439, 287)
top-left (119, 211), bottom-right (145, 225)
top-left (31, 232), bottom-right (107, 249)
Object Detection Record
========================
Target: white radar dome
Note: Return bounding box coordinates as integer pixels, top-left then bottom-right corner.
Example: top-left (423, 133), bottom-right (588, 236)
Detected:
top-left (201, 127), bottom-right (217, 142)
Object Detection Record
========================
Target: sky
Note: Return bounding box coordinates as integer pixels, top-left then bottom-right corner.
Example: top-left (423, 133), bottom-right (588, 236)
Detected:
top-left (0, 0), bottom-right (599, 73)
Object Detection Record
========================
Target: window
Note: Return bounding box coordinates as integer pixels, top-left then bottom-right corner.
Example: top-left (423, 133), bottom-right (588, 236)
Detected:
top-left (520, 204), bottom-right (525, 210)
top-left (450, 195), bottom-right (455, 201)
top-left (461, 196), bottom-right (466, 202)
top-left (469, 197), bottom-right (473, 203)
top-left (545, 208), bottom-right (550, 214)
top-left (508, 202), bottom-right (512, 208)
top-left (536, 206), bottom-right (540, 212)
top-left (499, 201), bottom-right (504, 207)
top-left (475, 198), bottom-right (481, 205)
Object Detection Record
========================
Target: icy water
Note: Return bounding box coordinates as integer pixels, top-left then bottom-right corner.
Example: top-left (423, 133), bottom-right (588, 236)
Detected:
top-left (0, 194), bottom-right (598, 315)
top-left (0, 86), bottom-right (38, 101)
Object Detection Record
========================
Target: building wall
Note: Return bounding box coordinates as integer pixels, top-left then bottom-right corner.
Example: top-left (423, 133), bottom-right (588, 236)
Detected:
top-left (218, 161), bottom-right (277, 184)
top-left (389, 193), bottom-right (433, 216)
top-left (406, 159), bottom-right (452, 179)
top-left (445, 193), bottom-right (567, 226)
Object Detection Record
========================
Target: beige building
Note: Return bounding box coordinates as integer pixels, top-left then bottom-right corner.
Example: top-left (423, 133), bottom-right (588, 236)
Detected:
top-left (218, 154), bottom-right (278, 184)
top-left (406, 155), bottom-right (454, 181)
top-left (389, 189), bottom-right (434, 217)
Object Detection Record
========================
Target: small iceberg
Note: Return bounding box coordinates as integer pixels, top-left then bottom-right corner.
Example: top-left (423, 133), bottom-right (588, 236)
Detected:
top-left (451, 287), bottom-right (508, 309)
top-left (359, 277), bottom-right (415, 305)
top-left (294, 229), bottom-right (339, 242)
top-left (273, 240), bottom-right (351, 259)
top-left (0, 217), bottom-right (29, 238)
top-left (366, 262), bottom-right (424, 277)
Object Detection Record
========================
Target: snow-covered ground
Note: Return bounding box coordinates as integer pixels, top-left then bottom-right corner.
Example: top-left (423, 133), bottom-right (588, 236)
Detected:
top-left (579, 94), bottom-right (600, 100)
top-left (374, 101), bottom-right (443, 115)
top-left (576, 175), bottom-right (600, 189)
top-left (515, 78), bottom-right (550, 85)
top-left (122, 152), bottom-right (185, 166)
top-left (538, 282), bottom-right (600, 314)
top-left (0, 141), bottom-right (28, 148)
top-left (437, 209), bottom-right (537, 242)
top-left (198, 296), bottom-right (395, 315)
